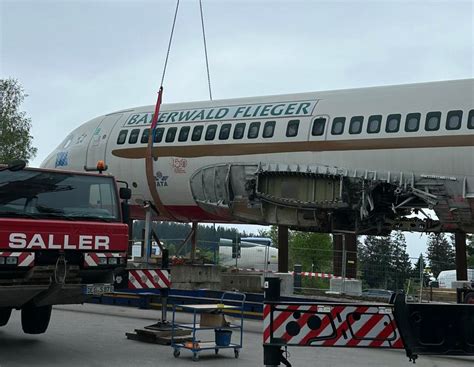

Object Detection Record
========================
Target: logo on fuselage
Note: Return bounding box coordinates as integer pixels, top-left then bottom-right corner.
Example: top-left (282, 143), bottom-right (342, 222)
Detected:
top-left (155, 171), bottom-right (169, 187)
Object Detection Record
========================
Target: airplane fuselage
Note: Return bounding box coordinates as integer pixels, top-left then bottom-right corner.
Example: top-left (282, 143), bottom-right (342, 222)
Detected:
top-left (41, 79), bottom-right (474, 232)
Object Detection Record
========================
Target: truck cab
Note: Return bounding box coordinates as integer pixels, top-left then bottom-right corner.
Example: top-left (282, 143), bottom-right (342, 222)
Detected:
top-left (0, 164), bottom-right (130, 334)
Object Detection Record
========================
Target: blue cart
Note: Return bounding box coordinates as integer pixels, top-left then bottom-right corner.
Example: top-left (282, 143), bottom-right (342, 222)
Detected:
top-left (171, 291), bottom-right (246, 361)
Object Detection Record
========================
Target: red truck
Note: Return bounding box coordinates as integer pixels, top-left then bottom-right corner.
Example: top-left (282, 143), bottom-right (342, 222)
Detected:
top-left (0, 161), bottom-right (131, 334)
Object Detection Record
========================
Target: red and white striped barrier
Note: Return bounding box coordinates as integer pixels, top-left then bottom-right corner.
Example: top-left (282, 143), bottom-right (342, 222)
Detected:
top-left (263, 303), bottom-right (403, 349)
top-left (291, 271), bottom-right (356, 281)
top-left (128, 269), bottom-right (171, 290)
top-left (0, 252), bottom-right (35, 267)
top-left (84, 252), bottom-right (126, 267)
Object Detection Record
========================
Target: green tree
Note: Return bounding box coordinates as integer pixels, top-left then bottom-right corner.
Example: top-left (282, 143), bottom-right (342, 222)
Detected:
top-left (0, 79), bottom-right (37, 163)
top-left (359, 236), bottom-right (393, 289)
top-left (466, 234), bottom-right (474, 267)
top-left (289, 231), bottom-right (332, 271)
top-left (390, 232), bottom-right (412, 290)
top-left (411, 253), bottom-right (430, 287)
top-left (426, 233), bottom-right (455, 277)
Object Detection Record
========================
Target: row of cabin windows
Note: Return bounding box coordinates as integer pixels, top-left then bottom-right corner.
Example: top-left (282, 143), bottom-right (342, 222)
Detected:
top-left (117, 119), bottom-right (301, 145)
top-left (322, 109), bottom-right (474, 136)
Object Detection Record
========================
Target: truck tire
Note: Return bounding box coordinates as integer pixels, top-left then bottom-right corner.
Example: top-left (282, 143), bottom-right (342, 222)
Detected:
top-left (0, 308), bottom-right (12, 327)
top-left (21, 305), bottom-right (52, 334)
top-left (464, 291), bottom-right (474, 304)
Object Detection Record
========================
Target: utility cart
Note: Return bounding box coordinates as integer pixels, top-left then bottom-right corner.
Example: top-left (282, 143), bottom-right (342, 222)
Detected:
top-left (171, 291), bottom-right (246, 361)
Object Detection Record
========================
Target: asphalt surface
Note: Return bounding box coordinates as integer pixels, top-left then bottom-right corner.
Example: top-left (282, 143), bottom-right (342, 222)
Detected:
top-left (1, 303), bottom-right (473, 367)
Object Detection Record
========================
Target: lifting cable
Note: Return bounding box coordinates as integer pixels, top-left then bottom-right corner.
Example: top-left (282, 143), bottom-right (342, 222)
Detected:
top-left (199, 0), bottom-right (213, 100)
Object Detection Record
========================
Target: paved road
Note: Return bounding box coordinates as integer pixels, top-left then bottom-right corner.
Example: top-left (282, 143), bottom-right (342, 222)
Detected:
top-left (1, 304), bottom-right (473, 367)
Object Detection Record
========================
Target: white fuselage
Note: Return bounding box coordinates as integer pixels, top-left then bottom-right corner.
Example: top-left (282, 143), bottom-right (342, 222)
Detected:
top-left (41, 79), bottom-right (474, 223)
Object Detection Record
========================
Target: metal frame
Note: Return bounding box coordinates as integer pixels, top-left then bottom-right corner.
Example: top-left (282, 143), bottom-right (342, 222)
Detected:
top-left (171, 291), bottom-right (246, 361)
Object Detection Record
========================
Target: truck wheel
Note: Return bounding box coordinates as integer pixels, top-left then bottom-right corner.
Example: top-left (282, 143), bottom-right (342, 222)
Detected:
top-left (0, 308), bottom-right (12, 327)
top-left (21, 305), bottom-right (52, 334)
top-left (464, 291), bottom-right (474, 304)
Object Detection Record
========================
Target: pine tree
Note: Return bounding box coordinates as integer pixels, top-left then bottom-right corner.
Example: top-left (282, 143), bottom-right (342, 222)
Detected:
top-left (0, 79), bottom-right (37, 163)
top-left (390, 231), bottom-right (412, 290)
top-left (412, 254), bottom-right (430, 286)
top-left (426, 233), bottom-right (455, 277)
top-left (359, 236), bottom-right (393, 289)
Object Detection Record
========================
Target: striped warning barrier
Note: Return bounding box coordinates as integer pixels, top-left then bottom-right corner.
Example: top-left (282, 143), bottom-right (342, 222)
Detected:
top-left (291, 271), bottom-right (356, 280)
top-left (0, 252), bottom-right (35, 267)
top-left (128, 269), bottom-right (171, 290)
top-left (263, 302), bottom-right (403, 349)
top-left (84, 252), bottom-right (127, 267)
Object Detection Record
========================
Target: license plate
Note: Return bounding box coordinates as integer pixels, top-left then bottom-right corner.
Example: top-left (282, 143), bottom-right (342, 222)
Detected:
top-left (83, 283), bottom-right (114, 295)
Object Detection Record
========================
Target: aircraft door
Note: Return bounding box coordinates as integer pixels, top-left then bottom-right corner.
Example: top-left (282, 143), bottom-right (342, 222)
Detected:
top-left (85, 113), bottom-right (124, 169)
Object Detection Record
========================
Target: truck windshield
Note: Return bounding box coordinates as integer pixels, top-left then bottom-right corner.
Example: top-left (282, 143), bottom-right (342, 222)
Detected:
top-left (0, 169), bottom-right (120, 222)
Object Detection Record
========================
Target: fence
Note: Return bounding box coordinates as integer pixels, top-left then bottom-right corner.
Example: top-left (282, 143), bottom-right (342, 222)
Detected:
top-left (290, 246), bottom-right (458, 297)
top-left (131, 237), bottom-right (459, 298)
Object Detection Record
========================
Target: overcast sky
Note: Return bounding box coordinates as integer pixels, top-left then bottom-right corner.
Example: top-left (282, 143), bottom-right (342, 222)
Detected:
top-left (1, 0), bottom-right (473, 259)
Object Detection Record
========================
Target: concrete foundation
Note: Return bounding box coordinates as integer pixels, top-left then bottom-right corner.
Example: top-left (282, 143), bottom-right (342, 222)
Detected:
top-left (329, 278), bottom-right (362, 296)
top-left (221, 273), bottom-right (263, 293)
top-left (170, 265), bottom-right (221, 290)
top-left (266, 272), bottom-right (294, 296)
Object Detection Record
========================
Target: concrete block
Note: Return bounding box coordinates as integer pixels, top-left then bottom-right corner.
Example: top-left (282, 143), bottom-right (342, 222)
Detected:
top-left (171, 265), bottom-right (221, 290)
top-left (221, 273), bottom-right (263, 293)
top-left (329, 278), bottom-right (362, 296)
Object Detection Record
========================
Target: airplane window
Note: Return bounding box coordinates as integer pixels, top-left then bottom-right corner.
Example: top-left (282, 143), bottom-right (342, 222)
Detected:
top-left (205, 124), bottom-right (218, 140)
top-left (178, 126), bottom-right (190, 142)
top-left (153, 127), bottom-right (164, 143)
top-left (248, 121), bottom-right (261, 139)
top-left (331, 117), bottom-right (345, 135)
top-left (386, 114), bottom-right (401, 133)
top-left (233, 123), bottom-right (246, 139)
top-left (263, 121), bottom-right (276, 138)
top-left (367, 115), bottom-right (382, 133)
top-left (446, 110), bottom-right (463, 130)
top-left (468, 110), bottom-right (474, 129)
top-left (128, 128), bottom-right (140, 144)
top-left (425, 112), bottom-right (441, 131)
top-left (219, 123), bottom-right (232, 140)
top-left (405, 113), bottom-right (420, 132)
top-left (312, 117), bottom-right (326, 136)
top-left (192, 125), bottom-right (203, 141)
top-left (349, 116), bottom-right (363, 134)
top-left (165, 127), bottom-right (177, 142)
top-left (117, 129), bottom-right (128, 144)
top-left (141, 128), bottom-right (150, 143)
top-left (286, 120), bottom-right (299, 137)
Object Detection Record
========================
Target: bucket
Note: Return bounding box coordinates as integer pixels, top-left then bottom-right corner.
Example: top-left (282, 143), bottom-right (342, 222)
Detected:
top-left (215, 329), bottom-right (232, 346)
